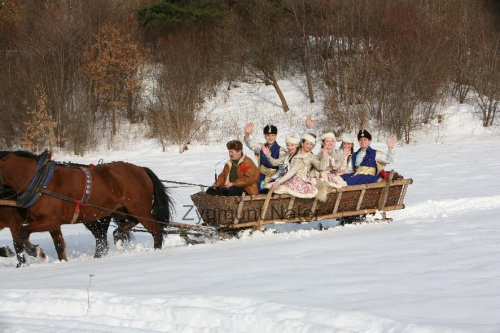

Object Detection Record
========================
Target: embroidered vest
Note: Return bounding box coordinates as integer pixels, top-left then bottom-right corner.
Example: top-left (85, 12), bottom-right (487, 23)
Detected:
top-left (259, 142), bottom-right (280, 170)
top-left (353, 146), bottom-right (378, 176)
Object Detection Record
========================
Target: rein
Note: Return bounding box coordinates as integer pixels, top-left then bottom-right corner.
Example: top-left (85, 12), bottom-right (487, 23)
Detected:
top-left (40, 188), bottom-right (172, 227)
top-left (160, 179), bottom-right (210, 188)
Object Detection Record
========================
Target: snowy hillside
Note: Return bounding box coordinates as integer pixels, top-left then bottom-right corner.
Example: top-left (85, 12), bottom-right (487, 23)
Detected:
top-left (1, 77), bottom-right (500, 332)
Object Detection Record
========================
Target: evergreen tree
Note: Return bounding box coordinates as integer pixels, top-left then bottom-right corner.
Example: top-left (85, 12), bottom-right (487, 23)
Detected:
top-left (136, 0), bottom-right (225, 27)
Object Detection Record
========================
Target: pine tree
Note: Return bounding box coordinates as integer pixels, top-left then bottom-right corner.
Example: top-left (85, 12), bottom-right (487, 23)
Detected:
top-left (136, 0), bottom-right (225, 27)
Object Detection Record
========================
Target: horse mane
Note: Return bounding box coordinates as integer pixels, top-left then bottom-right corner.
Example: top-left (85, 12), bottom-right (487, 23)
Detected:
top-left (56, 160), bottom-right (124, 168)
top-left (56, 161), bottom-right (89, 168)
top-left (0, 150), bottom-right (39, 161)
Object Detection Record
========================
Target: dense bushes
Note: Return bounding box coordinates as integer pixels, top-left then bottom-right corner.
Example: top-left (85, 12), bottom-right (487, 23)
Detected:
top-left (0, 0), bottom-right (498, 153)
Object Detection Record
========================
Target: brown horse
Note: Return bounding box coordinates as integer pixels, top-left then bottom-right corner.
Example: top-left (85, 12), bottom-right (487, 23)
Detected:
top-left (0, 151), bottom-right (173, 266)
top-left (0, 206), bottom-right (58, 261)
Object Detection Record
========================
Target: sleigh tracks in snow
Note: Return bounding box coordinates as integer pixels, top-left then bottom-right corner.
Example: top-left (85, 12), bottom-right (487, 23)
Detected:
top-left (1, 170), bottom-right (412, 251)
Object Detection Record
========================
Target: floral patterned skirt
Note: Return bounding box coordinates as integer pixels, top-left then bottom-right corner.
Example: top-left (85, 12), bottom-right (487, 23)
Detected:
top-left (323, 172), bottom-right (348, 188)
top-left (273, 175), bottom-right (317, 198)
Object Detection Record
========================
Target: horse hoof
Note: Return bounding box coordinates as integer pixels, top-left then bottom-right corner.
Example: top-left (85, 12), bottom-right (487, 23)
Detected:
top-left (16, 254), bottom-right (27, 268)
top-left (35, 246), bottom-right (47, 259)
top-left (0, 246), bottom-right (15, 257)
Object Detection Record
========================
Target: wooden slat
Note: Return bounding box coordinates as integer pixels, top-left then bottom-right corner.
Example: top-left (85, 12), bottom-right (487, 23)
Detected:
top-left (356, 189), bottom-right (366, 210)
top-left (333, 192), bottom-right (342, 214)
top-left (257, 188), bottom-right (274, 230)
top-left (221, 205), bottom-right (406, 229)
top-left (310, 199), bottom-right (318, 215)
top-left (399, 183), bottom-right (409, 205)
top-left (286, 196), bottom-right (295, 219)
top-left (233, 192), bottom-right (246, 224)
top-left (378, 170), bottom-right (395, 210)
top-left (232, 179), bottom-right (413, 202)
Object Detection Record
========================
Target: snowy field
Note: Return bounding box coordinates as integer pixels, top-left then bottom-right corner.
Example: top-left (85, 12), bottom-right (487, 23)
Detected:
top-left (1, 78), bottom-right (500, 332)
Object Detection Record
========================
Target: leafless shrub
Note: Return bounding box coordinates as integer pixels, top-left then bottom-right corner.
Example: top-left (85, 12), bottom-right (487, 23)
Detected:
top-left (144, 29), bottom-right (220, 152)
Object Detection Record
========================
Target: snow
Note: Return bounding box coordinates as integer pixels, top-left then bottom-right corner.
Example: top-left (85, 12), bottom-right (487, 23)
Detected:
top-left (1, 77), bottom-right (500, 332)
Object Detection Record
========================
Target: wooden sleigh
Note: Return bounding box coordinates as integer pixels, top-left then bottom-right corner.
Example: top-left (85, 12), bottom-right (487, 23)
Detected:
top-left (191, 171), bottom-right (412, 230)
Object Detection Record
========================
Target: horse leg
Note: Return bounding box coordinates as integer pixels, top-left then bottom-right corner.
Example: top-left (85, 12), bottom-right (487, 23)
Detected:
top-left (16, 225), bottom-right (47, 259)
top-left (49, 229), bottom-right (67, 261)
top-left (11, 226), bottom-right (30, 267)
top-left (84, 219), bottom-right (110, 258)
top-left (113, 218), bottom-right (138, 246)
top-left (140, 220), bottom-right (164, 249)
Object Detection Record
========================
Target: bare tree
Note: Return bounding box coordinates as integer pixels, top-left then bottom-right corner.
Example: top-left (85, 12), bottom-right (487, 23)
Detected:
top-left (224, 0), bottom-right (294, 112)
top-left (471, 28), bottom-right (500, 127)
top-left (145, 29), bottom-right (219, 151)
top-left (284, 0), bottom-right (320, 103)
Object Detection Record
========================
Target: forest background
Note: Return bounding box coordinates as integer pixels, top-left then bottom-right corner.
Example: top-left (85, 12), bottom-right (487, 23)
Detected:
top-left (0, 0), bottom-right (499, 156)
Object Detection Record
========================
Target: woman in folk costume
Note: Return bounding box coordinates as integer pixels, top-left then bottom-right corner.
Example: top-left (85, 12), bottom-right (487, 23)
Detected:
top-left (263, 133), bottom-right (328, 198)
top-left (333, 133), bottom-right (355, 174)
top-left (261, 136), bottom-right (300, 176)
top-left (341, 129), bottom-right (396, 185)
top-left (316, 132), bottom-right (348, 189)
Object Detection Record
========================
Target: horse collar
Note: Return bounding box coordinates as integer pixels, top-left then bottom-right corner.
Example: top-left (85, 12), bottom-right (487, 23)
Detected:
top-left (16, 153), bottom-right (56, 208)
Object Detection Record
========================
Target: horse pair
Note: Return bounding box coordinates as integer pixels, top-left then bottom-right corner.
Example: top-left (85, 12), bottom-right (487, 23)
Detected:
top-left (0, 203), bottom-right (125, 263)
top-left (0, 151), bottom-right (174, 267)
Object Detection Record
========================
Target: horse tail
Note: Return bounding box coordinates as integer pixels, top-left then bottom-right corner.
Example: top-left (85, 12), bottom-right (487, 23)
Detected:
top-left (143, 167), bottom-right (174, 224)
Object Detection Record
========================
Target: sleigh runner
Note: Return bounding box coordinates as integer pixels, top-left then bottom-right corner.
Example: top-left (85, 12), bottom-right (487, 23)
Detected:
top-left (191, 171), bottom-right (412, 229)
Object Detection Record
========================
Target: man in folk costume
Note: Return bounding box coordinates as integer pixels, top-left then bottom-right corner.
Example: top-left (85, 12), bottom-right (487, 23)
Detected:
top-left (206, 140), bottom-right (260, 196)
top-left (244, 123), bottom-right (284, 191)
top-left (341, 129), bottom-right (397, 185)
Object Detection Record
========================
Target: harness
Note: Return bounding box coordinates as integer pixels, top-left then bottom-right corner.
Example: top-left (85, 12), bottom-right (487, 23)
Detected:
top-left (16, 151), bottom-right (93, 223)
top-left (16, 151), bottom-right (56, 208)
top-left (41, 167), bottom-right (92, 223)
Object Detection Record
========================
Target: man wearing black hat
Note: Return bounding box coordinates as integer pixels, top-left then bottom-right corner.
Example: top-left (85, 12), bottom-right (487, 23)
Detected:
top-left (340, 129), bottom-right (396, 185)
top-left (244, 123), bottom-right (283, 191)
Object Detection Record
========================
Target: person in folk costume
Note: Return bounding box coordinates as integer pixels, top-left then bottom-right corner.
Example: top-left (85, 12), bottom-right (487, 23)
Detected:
top-left (262, 133), bottom-right (329, 199)
top-left (244, 123), bottom-right (284, 192)
top-left (315, 132), bottom-right (348, 189)
top-left (333, 133), bottom-right (355, 174)
top-left (260, 135), bottom-right (300, 175)
top-left (244, 116), bottom-right (315, 192)
top-left (206, 140), bottom-right (260, 196)
top-left (340, 129), bottom-right (396, 185)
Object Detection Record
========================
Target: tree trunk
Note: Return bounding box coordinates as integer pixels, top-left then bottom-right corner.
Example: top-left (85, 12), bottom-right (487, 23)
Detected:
top-left (112, 106), bottom-right (117, 136)
top-left (269, 72), bottom-right (289, 112)
top-left (304, 38), bottom-right (315, 103)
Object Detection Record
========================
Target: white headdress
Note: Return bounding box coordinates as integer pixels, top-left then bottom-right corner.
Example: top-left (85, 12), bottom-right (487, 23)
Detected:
top-left (285, 136), bottom-right (300, 144)
top-left (302, 133), bottom-right (316, 145)
top-left (321, 132), bottom-right (336, 141)
top-left (340, 133), bottom-right (354, 143)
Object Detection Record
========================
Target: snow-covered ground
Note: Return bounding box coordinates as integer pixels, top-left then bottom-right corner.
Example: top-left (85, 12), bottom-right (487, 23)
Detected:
top-left (1, 78), bottom-right (500, 332)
